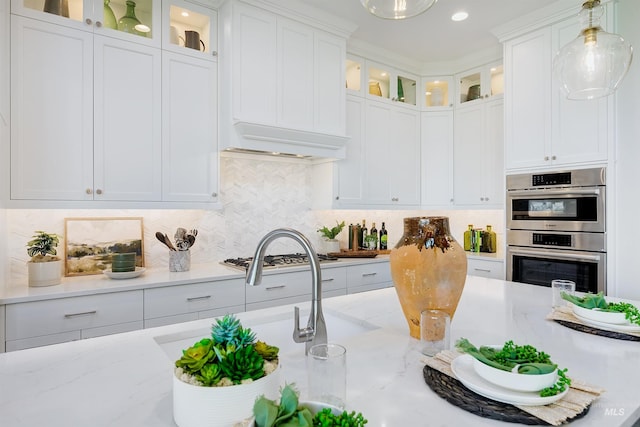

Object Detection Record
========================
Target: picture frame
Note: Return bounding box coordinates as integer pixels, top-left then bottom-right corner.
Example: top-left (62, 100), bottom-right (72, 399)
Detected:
top-left (64, 217), bottom-right (145, 277)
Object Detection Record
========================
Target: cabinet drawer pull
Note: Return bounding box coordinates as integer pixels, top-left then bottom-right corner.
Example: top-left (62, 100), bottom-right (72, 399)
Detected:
top-left (266, 285), bottom-right (286, 291)
top-left (362, 272), bottom-right (377, 277)
top-left (474, 268), bottom-right (492, 273)
top-left (186, 295), bottom-right (212, 302)
top-left (321, 278), bottom-right (335, 282)
top-left (64, 310), bottom-right (97, 318)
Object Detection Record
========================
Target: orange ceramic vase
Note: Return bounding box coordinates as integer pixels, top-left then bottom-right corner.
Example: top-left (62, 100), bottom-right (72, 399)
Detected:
top-left (390, 217), bottom-right (467, 339)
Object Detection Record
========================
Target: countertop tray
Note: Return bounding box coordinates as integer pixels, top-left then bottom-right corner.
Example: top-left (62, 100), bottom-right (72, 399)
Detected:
top-left (554, 319), bottom-right (640, 341)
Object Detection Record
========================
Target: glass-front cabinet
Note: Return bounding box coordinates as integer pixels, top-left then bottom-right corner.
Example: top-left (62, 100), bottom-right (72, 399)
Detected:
top-left (456, 61), bottom-right (504, 106)
top-left (346, 55), bottom-right (363, 94)
top-left (12, 0), bottom-right (160, 46)
top-left (422, 76), bottom-right (454, 110)
top-left (163, 0), bottom-right (217, 59)
top-left (365, 60), bottom-right (417, 107)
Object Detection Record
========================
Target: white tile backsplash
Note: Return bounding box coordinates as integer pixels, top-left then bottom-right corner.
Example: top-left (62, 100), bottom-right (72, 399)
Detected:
top-left (1, 156), bottom-right (504, 284)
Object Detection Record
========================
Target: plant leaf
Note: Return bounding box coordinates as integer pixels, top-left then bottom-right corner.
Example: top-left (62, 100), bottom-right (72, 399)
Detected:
top-left (253, 396), bottom-right (279, 427)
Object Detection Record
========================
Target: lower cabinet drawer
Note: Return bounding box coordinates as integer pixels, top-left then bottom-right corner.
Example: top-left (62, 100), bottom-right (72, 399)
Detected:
top-left (5, 290), bottom-right (143, 341)
top-left (346, 262), bottom-right (392, 291)
top-left (144, 279), bottom-right (245, 320)
top-left (467, 258), bottom-right (504, 280)
top-left (144, 304), bottom-right (245, 329)
top-left (246, 270), bottom-right (310, 304)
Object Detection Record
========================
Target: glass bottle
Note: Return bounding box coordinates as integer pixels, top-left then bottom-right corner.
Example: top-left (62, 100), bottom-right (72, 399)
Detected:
top-left (360, 220), bottom-right (368, 250)
top-left (103, 0), bottom-right (118, 30)
top-left (118, 1), bottom-right (145, 36)
top-left (379, 222), bottom-right (388, 250)
top-left (484, 225), bottom-right (497, 253)
top-left (369, 222), bottom-right (378, 250)
top-left (463, 225), bottom-right (473, 251)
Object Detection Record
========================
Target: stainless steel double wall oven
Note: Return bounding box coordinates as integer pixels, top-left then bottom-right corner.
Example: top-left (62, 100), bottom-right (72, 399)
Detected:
top-left (506, 167), bottom-right (606, 294)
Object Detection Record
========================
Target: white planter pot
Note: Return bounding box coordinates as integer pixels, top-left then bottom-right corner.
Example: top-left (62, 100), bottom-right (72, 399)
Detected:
top-left (27, 259), bottom-right (62, 287)
top-left (323, 239), bottom-right (340, 254)
top-left (173, 365), bottom-right (282, 427)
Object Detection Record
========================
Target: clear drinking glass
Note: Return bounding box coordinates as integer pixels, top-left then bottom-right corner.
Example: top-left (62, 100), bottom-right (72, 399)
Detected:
top-left (307, 343), bottom-right (347, 409)
top-left (420, 309), bottom-right (450, 356)
top-left (551, 279), bottom-right (576, 308)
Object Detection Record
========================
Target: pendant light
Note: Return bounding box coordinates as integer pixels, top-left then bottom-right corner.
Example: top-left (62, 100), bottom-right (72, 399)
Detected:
top-left (360, 0), bottom-right (438, 20)
top-left (553, 0), bottom-right (633, 100)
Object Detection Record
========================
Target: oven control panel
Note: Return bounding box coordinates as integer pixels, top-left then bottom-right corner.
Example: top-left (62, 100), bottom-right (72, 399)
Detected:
top-left (532, 172), bottom-right (571, 187)
top-left (532, 233), bottom-right (572, 247)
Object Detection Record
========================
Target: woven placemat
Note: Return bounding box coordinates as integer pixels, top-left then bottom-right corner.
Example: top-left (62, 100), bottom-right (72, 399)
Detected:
top-left (554, 320), bottom-right (640, 341)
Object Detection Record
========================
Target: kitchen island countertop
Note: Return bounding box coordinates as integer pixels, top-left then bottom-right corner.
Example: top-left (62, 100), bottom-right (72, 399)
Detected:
top-left (1, 276), bottom-right (639, 427)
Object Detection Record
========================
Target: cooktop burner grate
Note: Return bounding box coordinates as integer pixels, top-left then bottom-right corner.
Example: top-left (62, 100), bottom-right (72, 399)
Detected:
top-left (222, 253), bottom-right (339, 270)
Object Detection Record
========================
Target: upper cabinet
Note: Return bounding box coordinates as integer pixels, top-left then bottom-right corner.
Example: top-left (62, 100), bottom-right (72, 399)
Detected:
top-left (218, 0), bottom-right (351, 158)
top-left (503, 7), bottom-right (611, 171)
top-left (11, 0), bottom-right (160, 47)
top-left (421, 76), bottom-right (454, 110)
top-left (455, 61), bottom-right (503, 107)
top-left (162, 0), bottom-right (217, 60)
top-left (346, 54), bottom-right (418, 108)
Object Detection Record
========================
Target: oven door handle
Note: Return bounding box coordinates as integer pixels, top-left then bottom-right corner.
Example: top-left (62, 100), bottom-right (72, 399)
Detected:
top-left (509, 247), bottom-right (602, 262)
top-left (507, 188), bottom-right (601, 197)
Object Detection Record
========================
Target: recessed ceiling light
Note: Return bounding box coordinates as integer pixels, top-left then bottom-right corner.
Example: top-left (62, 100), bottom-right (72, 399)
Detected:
top-left (181, 11), bottom-right (189, 17)
top-left (451, 11), bottom-right (468, 22)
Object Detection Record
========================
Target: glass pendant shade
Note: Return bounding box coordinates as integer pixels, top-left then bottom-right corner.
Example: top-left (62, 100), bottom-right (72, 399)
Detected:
top-left (553, 0), bottom-right (633, 100)
top-left (360, 0), bottom-right (438, 20)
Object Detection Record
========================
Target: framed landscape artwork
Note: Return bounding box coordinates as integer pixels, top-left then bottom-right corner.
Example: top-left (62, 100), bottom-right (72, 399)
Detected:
top-left (64, 217), bottom-right (145, 276)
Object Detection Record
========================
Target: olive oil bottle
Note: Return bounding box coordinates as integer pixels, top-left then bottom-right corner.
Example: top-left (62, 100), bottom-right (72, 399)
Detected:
top-left (463, 225), bottom-right (473, 251)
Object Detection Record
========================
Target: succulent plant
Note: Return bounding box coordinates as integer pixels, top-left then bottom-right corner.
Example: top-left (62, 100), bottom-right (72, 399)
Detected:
top-left (211, 314), bottom-right (242, 345)
top-left (255, 340), bottom-right (280, 361)
top-left (175, 338), bottom-right (216, 373)
top-left (219, 344), bottom-right (265, 384)
top-left (233, 327), bottom-right (256, 348)
top-left (195, 363), bottom-right (222, 387)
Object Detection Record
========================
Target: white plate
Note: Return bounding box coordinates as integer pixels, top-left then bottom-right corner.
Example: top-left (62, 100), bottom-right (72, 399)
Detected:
top-left (451, 355), bottom-right (568, 407)
top-left (103, 267), bottom-right (146, 279)
top-left (573, 312), bottom-right (640, 333)
top-left (571, 304), bottom-right (628, 324)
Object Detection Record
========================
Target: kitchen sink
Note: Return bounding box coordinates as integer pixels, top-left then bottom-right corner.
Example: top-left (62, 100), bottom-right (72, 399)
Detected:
top-left (153, 309), bottom-right (379, 360)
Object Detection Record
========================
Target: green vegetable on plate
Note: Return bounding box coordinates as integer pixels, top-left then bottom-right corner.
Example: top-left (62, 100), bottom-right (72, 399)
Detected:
top-left (561, 292), bottom-right (640, 326)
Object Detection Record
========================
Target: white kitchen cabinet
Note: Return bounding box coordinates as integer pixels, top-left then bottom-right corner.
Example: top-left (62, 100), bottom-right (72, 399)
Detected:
top-left (11, 0), bottom-right (159, 47)
top-left (144, 278), bottom-right (244, 328)
top-left (5, 290), bottom-right (143, 351)
top-left (246, 267), bottom-right (347, 311)
top-left (366, 60), bottom-right (418, 108)
top-left (421, 76), bottom-right (454, 110)
top-left (467, 257), bottom-right (504, 280)
top-left (334, 97), bottom-right (420, 207)
top-left (455, 61), bottom-right (503, 107)
top-left (161, 51), bottom-right (218, 202)
top-left (346, 262), bottom-right (392, 294)
top-left (334, 95), bottom-right (365, 206)
top-left (504, 12), bottom-right (610, 171)
top-left (453, 98), bottom-right (504, 207)
top-left (218, 0), bottom-right (348, 157)
top-left (10, 14), bottom-right (162, 201)
top-left (421, 110), bottom-right (453, 207)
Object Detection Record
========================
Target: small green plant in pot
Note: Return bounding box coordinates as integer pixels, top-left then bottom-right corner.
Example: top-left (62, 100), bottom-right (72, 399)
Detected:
top-left (172, 314), bottom-right (282, 427)
top-left (26, 231), bottom-right (62, 287)
top-left (317, 221), bottom-right (345, 253)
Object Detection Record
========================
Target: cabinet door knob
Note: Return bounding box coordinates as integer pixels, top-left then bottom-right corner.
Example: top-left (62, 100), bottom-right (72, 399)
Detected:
top-left (95, 21), bottom-right (102, 28)
top-left (544, 156), bottom-right (549, 161)
top-left (551, 155), bottom-right (557, 160)
top-left (96, 189), bottom-right (103, 195)
top-left (485, 197), bottom-right (489, 201)
top-left (212, 51), bottom-right (218, 56)
top-left (85, 18), bottom-right (93, 25)
top-left (86, 188), bottom-right (93, 194)
top-left (335, 196), bottom-right (340, 200)
top-left (212, 192), bottom-right (218, 197)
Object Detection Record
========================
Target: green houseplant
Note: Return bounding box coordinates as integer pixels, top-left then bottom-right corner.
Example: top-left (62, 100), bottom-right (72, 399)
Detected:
top-left (26, 231), bottom-right (62, 287)
top-left (173, 314), bottom-right (282, 427)
top-left (317, 221), bottom-right (345, 253)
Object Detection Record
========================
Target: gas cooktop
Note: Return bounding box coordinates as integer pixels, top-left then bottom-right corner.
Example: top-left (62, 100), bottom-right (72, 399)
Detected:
top-left (222, 253), bottom-right (339, 271)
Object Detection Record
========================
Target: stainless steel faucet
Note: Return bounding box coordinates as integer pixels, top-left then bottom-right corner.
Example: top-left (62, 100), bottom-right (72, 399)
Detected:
top-left (245, 228), bottom-right (327, 354)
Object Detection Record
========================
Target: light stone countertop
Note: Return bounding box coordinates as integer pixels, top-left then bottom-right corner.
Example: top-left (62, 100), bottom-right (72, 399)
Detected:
top-left (0, 256), bottom-right (392, 304)
top-left (1, 276), bottom-right (639, 427)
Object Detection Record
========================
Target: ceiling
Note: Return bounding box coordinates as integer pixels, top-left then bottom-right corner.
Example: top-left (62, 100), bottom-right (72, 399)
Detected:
top-left (298, 0), bottom-right (566, 62)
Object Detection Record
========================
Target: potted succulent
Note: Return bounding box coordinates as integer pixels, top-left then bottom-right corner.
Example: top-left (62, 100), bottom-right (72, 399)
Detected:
top-left (173, 314), bottom-right (281, 427)
top-left (317, 221), bottom-right (345, 253)
top-left (26, 231), bottom-right (62, 287)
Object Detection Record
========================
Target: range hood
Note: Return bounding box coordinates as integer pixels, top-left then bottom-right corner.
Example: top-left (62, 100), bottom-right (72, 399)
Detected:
top-left (220, 121), bottom-right (348, 160)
